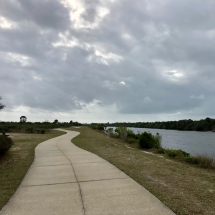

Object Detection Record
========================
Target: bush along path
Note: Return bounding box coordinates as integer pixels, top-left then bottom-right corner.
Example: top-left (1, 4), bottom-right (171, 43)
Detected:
top-left (0, 135), bottom-right (13, 155)
top-left (68, 126), bottom-right (215, 215)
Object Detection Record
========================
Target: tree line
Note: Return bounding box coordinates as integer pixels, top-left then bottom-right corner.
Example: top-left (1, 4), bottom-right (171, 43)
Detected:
top-left (0, 120), bottom-right (82, 133)
top-left (97, 117), bottom-right (215, 131)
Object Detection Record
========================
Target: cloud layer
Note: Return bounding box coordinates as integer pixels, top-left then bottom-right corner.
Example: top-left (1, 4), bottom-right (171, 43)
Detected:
top-left (0, 0), bottom-right (215, 122)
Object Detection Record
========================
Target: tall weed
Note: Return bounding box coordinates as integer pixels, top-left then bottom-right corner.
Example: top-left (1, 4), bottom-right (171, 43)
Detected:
top-left (192, 155), bottom-right (215, 169)
top-left (116, 126), bottom-right (127, 139)
top-left (106, 128), bottom-right (113, 135)
top-left (153, 133), bottom-right (162, 148)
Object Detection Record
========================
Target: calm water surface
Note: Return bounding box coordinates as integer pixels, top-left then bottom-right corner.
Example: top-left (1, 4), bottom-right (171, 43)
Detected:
top-left (109, 127), bottom-right (215, 158)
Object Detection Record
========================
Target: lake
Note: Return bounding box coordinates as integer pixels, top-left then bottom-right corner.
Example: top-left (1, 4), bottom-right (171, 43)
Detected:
top-left (108, 127), bottom-right (215, 158)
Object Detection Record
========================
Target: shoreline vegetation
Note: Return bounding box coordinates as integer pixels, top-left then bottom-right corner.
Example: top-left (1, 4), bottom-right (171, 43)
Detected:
top-left (93, 125), bottom-right (215, 170)
top-left (67, 126), bottom-right (215, 215)
top-left (91, 117), bottom-right (215, 132)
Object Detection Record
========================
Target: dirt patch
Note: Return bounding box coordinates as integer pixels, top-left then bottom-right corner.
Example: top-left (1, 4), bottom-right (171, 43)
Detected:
top-left (11, 147), bottom-right (20, 151)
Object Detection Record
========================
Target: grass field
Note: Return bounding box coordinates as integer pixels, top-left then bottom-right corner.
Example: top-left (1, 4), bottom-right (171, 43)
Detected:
top-left (0, 130), bottom-right (65, 210)
top-left (67, 126), bottom-right (215, 215)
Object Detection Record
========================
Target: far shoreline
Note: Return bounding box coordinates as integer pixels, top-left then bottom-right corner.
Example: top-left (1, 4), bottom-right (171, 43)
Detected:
top-left (106, 126), bottom-right (215, 133)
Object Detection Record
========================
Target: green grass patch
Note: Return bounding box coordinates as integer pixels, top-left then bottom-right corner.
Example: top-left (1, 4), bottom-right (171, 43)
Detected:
top-left (0, 130), bottom-right (66, 210)
top-left (67, 126), bottom-right (215, 215)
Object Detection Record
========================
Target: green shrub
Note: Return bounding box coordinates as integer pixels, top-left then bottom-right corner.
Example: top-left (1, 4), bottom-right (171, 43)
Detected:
top-left (157, 148), bottom-right (165, 154)
top-left (41, 129), bottom-right (46, 134)
top-left (127, 129), bottom-right (137, 139)
top-left (167, 150), bottom-right (177, 157)
top-left (0, 135), bottom-right (13, 154)
top-left (97, 125), bottom-right (104, 131)
top-left (177, 149), bottom-right (190, 157)
top-left (106, 128), bottom-right (113, 135)
top-left (185, 157), bottom-right (198, 164)
top-left (135, 132), bottom-right (141, 140)
top-left (26, 127), bottom-right (34, 133)
top-left (116, 126), bottom-right (127, 139)
top-left (139, 132), bottom-right (154, 149)
top-left (91, 125), bottom-right (97, 130)
top-left (153, 133), bottom-right (162, 148)
top-left (165, 149), bottom-right (190, 158)
top-left (90, 125), bottom-right (104, 131)
top-left (128, 138), bottom-right (137, 144)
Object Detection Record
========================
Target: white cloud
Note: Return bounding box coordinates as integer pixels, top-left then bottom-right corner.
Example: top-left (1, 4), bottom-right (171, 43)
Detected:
top-left (0, 16), bottom-right (17, 29)
top-left (119, 81), bottom-right (126, 85)
top-left (52, 32), bottom-right (78, 47)
top-left (60, 0), bottom-right (110, 29)
top-left (88, 49), bottom-right (123, 65)
top-left (166, 70), bottom-right (183, 78)
top-left (1, 52), bottom-right (31, 67)
top-left (97, 7), bottom-right (110, 18)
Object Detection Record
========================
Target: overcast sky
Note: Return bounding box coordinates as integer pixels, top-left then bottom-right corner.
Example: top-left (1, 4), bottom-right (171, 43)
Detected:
top-left (0, 0), bottom-right (215, 123)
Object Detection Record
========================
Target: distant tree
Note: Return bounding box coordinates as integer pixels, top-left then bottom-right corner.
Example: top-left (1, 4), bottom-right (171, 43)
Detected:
top-left (0, 97), bottom-right (5, 110)
top-left (20, 116), bottom-right (27, 123)
top-left (70, 120), bottom-right (73, 124)
top-left (205, 117), bottom-right (212, 124)
top-left (53, 119), bottom-right (58, 124)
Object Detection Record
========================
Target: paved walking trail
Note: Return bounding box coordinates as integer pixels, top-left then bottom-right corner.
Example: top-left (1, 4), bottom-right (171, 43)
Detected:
top-left (0, 129), bottom-right (175, 215)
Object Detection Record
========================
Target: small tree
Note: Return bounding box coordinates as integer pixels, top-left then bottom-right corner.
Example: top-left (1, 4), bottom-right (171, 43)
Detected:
top-left (116, 126), bottom-right (127, 139)
top-left (0, 97), bottom-right (5, 110)
top-left (106, 128), bottom-right (113, 135)
top-left (97, 125), bottom-right (104, 131)
top-left (53, 119), bottom-right (58, 124)
top-left (20, 116), bottom-right (27, 123)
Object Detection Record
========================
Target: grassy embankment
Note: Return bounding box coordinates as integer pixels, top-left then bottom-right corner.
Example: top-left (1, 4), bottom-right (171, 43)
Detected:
top-left (67, 126), bottom-right (215, 215)
top-left (0, 130), bottom-right (66, 210)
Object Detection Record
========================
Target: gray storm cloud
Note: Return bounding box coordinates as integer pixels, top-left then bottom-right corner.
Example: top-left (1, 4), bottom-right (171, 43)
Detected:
top-left (0, 0), bottom-right (215, 121)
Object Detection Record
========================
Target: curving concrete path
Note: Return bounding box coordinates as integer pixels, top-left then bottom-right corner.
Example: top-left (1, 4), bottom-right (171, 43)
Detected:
top-left (0, 129), bottom-right (175, 215)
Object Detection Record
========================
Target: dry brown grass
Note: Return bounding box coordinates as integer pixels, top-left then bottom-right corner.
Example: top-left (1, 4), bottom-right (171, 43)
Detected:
top-left (193, 155), bottom-right (215, 169)
top-left (67, 126), bottom-right (215, 215)
top-left (0, 130), bottom-right (66, 210)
